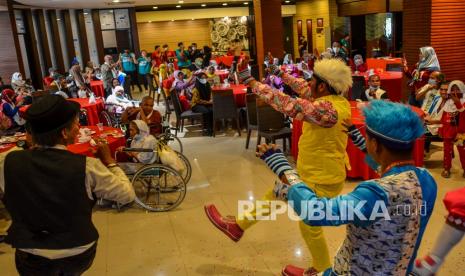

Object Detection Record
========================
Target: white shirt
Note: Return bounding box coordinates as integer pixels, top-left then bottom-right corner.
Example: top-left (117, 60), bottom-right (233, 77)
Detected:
top-left (0, 145), bottom-right (136, 259)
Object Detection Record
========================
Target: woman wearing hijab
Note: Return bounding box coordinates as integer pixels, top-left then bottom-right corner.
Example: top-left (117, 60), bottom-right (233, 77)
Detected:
top-left (351, 54), bottom-right (368, 73)
top-left (1, 88), bottom-right (25, 129)
top-left (172, 70), bottom-right (194, 111)
top-left (403, 46), bottom-right (441, 107)
top-left (206, 66), bottom-right (221, 86)
top-left (105, 86), bottom-right (134, 113)
top-left (10, 72), bottom-right (33, 94)
top-left (191, 72), bottom-right (213, 136)
top-left (437, 80), bottom-right (465, 178)
top-left (116, 120), bottom-right (157, 173)
top-left (69, 59), bottom-right (88, 98)
top-left (283, 54), bottom-right (293, 65)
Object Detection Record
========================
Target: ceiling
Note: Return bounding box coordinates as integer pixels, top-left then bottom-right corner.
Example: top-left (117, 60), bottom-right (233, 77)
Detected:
top-left (14, 0), bottom-right (259, 9)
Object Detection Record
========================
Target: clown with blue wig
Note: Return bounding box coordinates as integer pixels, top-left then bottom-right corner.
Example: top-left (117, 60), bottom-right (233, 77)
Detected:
top-left (257, 100), bottom-right (438, 275)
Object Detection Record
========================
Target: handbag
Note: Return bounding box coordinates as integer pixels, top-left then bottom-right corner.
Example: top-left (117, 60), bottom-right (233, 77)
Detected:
top-left (158, 144), bottom-right (185, 174)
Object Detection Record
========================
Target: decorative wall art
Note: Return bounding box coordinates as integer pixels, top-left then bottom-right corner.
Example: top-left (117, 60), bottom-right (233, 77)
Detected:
top-left (210, 16), bottom-right (249, 52)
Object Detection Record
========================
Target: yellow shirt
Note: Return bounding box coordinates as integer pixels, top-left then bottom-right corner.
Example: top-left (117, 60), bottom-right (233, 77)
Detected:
top-left (296, 95), bottom-right (351, 185)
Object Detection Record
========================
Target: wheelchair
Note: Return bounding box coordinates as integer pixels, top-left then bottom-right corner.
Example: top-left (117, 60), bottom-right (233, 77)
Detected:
top-left (116, 143), bottom-right (191, 212)
top-left (100, 103), bottom-right (127, 132)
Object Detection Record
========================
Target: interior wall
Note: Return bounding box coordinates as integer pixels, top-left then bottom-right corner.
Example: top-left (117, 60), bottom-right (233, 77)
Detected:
top-left (0, 9), bottom-right (19, 83)
top-left (137, 19), bottom-right (211, 52)
top-left (293, 0), bottom-right (332, 55)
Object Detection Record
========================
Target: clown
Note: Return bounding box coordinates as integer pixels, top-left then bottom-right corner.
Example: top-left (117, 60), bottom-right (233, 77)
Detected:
top-left (259, 101), bottom-right (437, 275)
top-left (205, 58), bottom-right (353, 275)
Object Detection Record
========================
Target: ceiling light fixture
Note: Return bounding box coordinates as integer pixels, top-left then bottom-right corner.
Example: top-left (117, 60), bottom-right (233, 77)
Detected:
top-left (112, 0), bottom-right (120, 3)
top-left (153, 6), bottom-right (158, 9)
top-left (171, 19), bottom-right (175, 21)
top-left (176, 5), bottom-right (181, 8)
top-left (178, 0), bottom-right (184, 3)
top-left (222, 3), bottom-right (228, 6)
top-left (285, 0), bottom-right (290, 3)
top-left (201, 4), bottom-right (206, 7)
top-left (148, 20), bottom-right (152, 23)
top-left (243, 2), bottom-right (248, 4)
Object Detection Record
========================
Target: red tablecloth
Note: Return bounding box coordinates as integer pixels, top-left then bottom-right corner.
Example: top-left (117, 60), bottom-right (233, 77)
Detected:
top-left (68, 98), bottom-right (104, 126)
top-left (212, 84), bottom-right (247, 107)
top-left (0, 126), bottom-right (125, 157)
top-left (215, 70), bottom-right (230, 83)
top-left (90, 80), bottom-right (105, 98)
top-left (67, 126), bottom-right (126, 157)
top-left (291, 101), bottom-right (425, 180)
top-left (366, 58), bottom-right (402, 71)
top-left (213, 55), bottom-right (245, 67)
top-left (350, 72), bottom-right (403, 102)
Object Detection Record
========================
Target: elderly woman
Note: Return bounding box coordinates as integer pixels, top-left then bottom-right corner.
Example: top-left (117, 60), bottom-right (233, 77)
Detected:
top-left (10, 72), bottom-right (33, 94)
top-left (105, 86), bottom-right (134, 114)
top-left (1, 89), bottom-right (25, 129)
top-left (404, 46), bottom-right (441, 107)
top-left (172, 70), bottom-right (194, 111)
top-left (191, 72), bottom-right (213, 136)
top-left (351, 54), bottom-right (368, 73)
top-left (116, 120), bottom-right (157, 173)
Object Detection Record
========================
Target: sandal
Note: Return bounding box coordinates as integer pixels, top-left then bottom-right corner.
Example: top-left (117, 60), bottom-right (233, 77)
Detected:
top-left (441, 170), bottom-right (451, 178)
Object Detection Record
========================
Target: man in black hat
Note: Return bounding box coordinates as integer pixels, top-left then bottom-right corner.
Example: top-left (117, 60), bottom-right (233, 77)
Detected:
top-left (0, 95), bottom-right (135, 275)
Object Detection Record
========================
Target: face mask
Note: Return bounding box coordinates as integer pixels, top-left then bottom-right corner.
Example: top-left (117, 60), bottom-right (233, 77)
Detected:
top-left (354, 59), bottom-right (363, 66)
top-left (428, 79), bottom-right (437, 86)
top-left (364, 154), bottom-right (380, 172)
top-left (369, 85), bottom-right (379, 91)
top-left (18, 76), bottom-right (23, 81)
top-left (333, 47), bottom-right (339, 53)
top-left (192, 47), bottom-right (196, 51)
top-left (199, 79), bottom-right (207, 84)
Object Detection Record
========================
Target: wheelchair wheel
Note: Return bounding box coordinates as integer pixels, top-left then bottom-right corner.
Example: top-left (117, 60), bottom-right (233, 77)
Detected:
top-left (99, 110), bottom-right (114, 127)
top-left (157, 132), bottom-right (183, 153)
top-left (175, 150), bottom-right (191, 183)
top-left (131, 164), bottom-right (186, 212)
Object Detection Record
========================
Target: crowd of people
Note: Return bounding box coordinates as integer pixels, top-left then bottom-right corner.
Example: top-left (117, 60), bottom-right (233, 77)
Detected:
top-left (0, 35), bottom-right (464, 276)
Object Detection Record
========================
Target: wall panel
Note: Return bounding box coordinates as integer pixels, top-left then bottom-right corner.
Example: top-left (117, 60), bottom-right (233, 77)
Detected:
top-left (0, 10), bottom-right (19, 83)
top-left (137, 19), bottom-right (211, 52)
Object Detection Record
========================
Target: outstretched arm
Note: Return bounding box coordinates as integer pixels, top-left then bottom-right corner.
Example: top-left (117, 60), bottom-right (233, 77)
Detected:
top-left (249, 80), bottom-right (338, 128)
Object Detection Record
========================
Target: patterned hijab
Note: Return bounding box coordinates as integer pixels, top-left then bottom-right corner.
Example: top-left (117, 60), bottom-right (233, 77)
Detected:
top-left (418, 47), bottom-right (440, 71)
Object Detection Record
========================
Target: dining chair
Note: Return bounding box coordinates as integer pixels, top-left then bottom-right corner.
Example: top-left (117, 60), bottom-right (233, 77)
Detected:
top-left (256, 99), bottom-right (292, 151)
top-left (212, 89), bottom-right (241, 137)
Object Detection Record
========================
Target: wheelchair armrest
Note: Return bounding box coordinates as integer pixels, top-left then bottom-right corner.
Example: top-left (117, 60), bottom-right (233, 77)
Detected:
top-left (122, 147), bottom-right (155, 153)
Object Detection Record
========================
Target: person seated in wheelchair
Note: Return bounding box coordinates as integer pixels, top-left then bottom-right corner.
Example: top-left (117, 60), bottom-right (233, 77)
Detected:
top-left (121, 96), bottom-right (162, 136)
top-left (116, 120), bottom-right (157, 174)
top-left (105, 86), bottom-right (137, 114)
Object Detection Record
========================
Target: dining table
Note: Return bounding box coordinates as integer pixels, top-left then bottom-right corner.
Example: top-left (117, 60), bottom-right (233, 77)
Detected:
top-left (0, 126), bottom-right (126, 158)
top-left (90, 80), bottom-right (105, 98)
top-left (211, 84), bottom-right (248, 107)
top-left (68, 98), bottom-right (105, 126)
top-left (291, 101), bottom-right (425, 180)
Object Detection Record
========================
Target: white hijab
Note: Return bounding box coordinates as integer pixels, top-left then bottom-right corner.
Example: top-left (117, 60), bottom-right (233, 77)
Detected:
top-left (130, 120), bottom-right (156, 164)
top-left (443, 80), bottom-right (465, 113)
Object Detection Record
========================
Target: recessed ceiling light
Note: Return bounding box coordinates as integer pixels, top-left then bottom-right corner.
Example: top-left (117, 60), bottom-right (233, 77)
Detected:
top-left (201, 4), bottom-right (206, 7)
top-left (191, 18), bottom-right (195, 20)
top-left (178, 0), bottom-right (184, 3)
top-left (84, 12), bottom-right (88, 15)
top-left (171, 19), bottom-right (175, 21)
top-left (285, 0), bottom-right (290, 3)
top-left (112, 0), bottom-right (120, 2)
top-left (176, 5), bottom-right (181, 8)
top-left (148, 20), bottom-right (152, 23)
top-left (57, 18), bottom-right (61, 21)
top-left (153, 6), bottom-right (158, 9)
top-left (243, 2), bottom-right (248, 4)
top-left (222, 3), bottom-right (228, 6)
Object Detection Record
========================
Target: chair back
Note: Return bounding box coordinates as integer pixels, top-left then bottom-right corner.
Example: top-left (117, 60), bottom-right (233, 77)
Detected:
top-left (245, 93), bottom-right (257, 127)
top-left (212, 89), bottom-right (237, 120)
top-left (170, 92), bottom-right (183, 120)
top-left (256, 103), bottom-right (285, 132)
top-left (351, 76), bottom-right (366, 100)
top-left (79, 109), bottom-right (89, 126)
top-left (386, 63), bottom-right (403, 72)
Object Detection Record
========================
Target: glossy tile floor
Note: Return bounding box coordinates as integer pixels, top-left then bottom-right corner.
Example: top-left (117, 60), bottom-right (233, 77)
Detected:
top-left (1, 100), bottom-right (464, 275)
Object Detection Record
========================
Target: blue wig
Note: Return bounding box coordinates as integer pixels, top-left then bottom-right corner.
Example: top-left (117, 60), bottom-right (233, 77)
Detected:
top-left (363, 100), bottom-right (424, 150)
